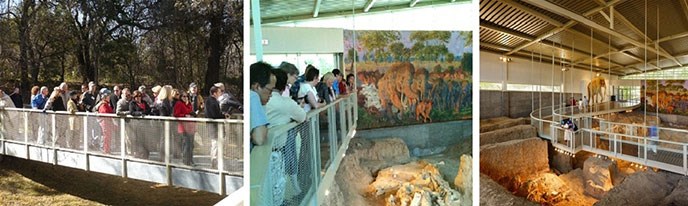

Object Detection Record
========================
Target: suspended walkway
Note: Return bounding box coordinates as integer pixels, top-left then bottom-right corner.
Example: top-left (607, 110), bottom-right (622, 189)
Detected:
top-left (531, 100), bottom-right (688, 175)
top-left (0, 107), bottom-right (244, 197)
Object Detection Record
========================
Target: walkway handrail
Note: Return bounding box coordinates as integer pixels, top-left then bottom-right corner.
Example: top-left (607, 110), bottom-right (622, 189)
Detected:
top-left (250, 93), bottom-right (357, 206)
top-left (530, 101), bottom-right (688, 176)
top-left (0, 106), bottom-right (244, 195)
top-left (2, 107), bottom-right (243, 123)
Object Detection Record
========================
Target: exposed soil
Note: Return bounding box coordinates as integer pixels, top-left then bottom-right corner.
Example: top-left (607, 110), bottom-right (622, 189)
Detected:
top-left (0, 156), bottom-right (223, 206)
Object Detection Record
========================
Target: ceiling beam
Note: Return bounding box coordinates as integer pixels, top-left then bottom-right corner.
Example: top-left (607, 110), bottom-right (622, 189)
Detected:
top-left (313, 0), bottom-right (323, 17)
top-left (410, 0), bottom-right (421, 7)
top-left (610, 9), bottom-right (682, 66)
top-left (620, 52), bottom-right (660, 70)
top-left (505, 0), bottom-right (624, 56)
top-left (260, 0), bottom-right (468, 24)
top-left (482, 21), bottom-right (626, 67)
top-left (364, 0), bottom-right (377, 12)
top-left (500, 0), bottom-right (563, 27)
top-left (680, 0), bottom-right (688, 25)
top-left (481, 42), bottom-right (513, 52)
top-left (523, 0), bottom-right (682, 67)
top-left (480, 21), bottom-right (534, 41)
top-left (657, 31), bottom-right (688, 43)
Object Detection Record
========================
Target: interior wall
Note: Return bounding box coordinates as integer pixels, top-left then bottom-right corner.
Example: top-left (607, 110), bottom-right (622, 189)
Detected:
top-left (480, 51), bottom-right (623, 97)
top-left (249, 26), bottom-right (344, 54)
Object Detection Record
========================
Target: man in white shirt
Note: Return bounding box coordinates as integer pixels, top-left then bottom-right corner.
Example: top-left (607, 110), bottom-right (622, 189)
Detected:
top-left (265, 69), bottom-right (306, 195)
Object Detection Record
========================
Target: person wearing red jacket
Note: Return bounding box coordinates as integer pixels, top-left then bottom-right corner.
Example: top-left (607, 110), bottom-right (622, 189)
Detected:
top-left (97, 89), bottom-right (115, 154)
top-left (174, 91), bottom-right (196, 166)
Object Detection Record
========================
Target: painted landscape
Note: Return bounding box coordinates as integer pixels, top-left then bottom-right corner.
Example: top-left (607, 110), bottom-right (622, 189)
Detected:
top-left (642, 80), bottom-right (688, 115)
top-left (344, 30), bottom-right (473, 129)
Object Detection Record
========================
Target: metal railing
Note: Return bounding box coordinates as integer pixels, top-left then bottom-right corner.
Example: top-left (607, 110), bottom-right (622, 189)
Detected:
top-left (250, 93), bottom-right (357, 206)
top-left (0, 107), bottom-right (243, 195)
top-left (530, 100), bottom-right (688, 176)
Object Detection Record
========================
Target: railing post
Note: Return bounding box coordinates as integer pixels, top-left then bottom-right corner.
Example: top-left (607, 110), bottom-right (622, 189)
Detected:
top-left (613, 134), bottom-right (617, 155)
top-left (339, 101), bottom-right (346, 147)
top-left (310, 114), bottom-right (321, 199)
top-left (218, 121), bottom-right (226, 195)
top-left (52, 114), bottom-right (57, 165)
top-left (164, 120), bottom-right (171, 186)
top-left (644, 138), bottom-right (648, 164)
top-left (121, 118), bottom-right (127, 178)
top-left (24, 112), bottom-right (29, 159)
top-left (84, 116), bottom-right (90, 171)
top-left (683, 144), bottom-right (688, 175)
top-left (328, 106), bottom-right (336, 164)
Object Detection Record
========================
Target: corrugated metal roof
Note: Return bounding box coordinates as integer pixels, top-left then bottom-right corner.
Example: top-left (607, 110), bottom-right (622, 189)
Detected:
top-left (480, 0), bottom-right (688, 76)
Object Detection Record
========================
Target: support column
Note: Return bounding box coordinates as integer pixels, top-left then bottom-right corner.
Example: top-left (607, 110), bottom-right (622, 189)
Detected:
top-left (251, 0), bottom-right (264, 61)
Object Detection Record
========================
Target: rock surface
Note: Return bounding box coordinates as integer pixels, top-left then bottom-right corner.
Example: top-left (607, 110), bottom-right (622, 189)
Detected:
top-left (559, 169), bottom-right (599, 205)
top-left (479, 174), bottom-right (537, 206)
top-left (367, 161), bottom-right (462, 206)
top-left (480, 125), bottom-right (537, 146)
top-left (454, 154), bottom-right (472, 206)
top-left (658, 177), bottom-right (688, 205)
top-left (514, 173), bottom-right (575, 205)
top-left (454, 154), bottom-right (472, 193)
top-left (552, 151), bottom-right (573, 174)
top-left (583, 158), bottom-right (617, 199)
top-left (480, 138), bottom-right (550, 190)
top-left (480, 117), bottom-right (529, 133)
top-left (595, 170), bottom-right (679, 206)
top-left (335, 137), bottom-right (412, 205)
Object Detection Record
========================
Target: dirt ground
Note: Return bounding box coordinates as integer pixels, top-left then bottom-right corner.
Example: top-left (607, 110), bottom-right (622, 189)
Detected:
top-left (0, 156), bottom-right (223, 206)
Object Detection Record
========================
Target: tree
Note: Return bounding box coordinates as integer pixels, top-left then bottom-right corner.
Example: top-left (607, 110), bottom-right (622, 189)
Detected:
top-left (358, 31), bottom-right (399, 63)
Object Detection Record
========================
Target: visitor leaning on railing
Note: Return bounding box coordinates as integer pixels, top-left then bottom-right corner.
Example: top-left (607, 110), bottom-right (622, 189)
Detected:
top-left (0, 90), bottom-right (16, 108)
top-left (265, 69), bottom-right (308, 203)
top-left (249, 62), bottom-right (276, 151)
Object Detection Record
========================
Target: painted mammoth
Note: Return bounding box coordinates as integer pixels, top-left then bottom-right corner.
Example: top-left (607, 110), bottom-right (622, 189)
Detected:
top-left (587, 77), bottom-right (606, 105)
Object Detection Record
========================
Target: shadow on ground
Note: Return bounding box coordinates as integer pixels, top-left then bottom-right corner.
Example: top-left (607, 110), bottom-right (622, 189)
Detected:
top-left (0, 156), bottom-right (223, 206)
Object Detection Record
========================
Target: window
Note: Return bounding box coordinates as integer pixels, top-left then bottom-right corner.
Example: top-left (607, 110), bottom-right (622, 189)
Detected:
top-left (618, 86), bottom-right (640, 101)
top-left (481, 82), bottom-right (561, 92)
top-left (250, 53), bottom-right (339, 76)
top-left (622, 67), bottom-right (688, 80)
top-left (480, 82), bottom-right (502, 91)
top-left (507, 83), bottom-right (535, 92)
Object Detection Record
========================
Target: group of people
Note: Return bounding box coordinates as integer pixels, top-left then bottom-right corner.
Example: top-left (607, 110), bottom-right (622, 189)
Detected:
top-left (0, 81), bottom-right (241, 167)
top-left (567, 96), bottom-right (589, 111)
top-left (249, 61), bottom-right (355, 204)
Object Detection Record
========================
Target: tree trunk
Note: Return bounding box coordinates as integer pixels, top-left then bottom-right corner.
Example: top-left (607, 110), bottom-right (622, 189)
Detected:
top-left (204, 14), bottom-right (225, 94)
top-left (18, 6), bottom-right (30, 100)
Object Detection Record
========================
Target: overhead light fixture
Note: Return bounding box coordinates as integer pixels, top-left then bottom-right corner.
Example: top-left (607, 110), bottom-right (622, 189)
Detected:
top-left (596, 73), bottom-right (601, 77)
top-left (410, 0), bottom-right (421, 7)
top-left (364, 0), bottom-right (377, 12)
top-left (499, 56), bottom-right (512, 62)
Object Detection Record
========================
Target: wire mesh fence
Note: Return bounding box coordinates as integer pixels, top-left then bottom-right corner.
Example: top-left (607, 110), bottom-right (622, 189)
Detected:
top-left (0, 107), bottom-right (243, 195)
top-left (252, 94), bottom-right (358, 206)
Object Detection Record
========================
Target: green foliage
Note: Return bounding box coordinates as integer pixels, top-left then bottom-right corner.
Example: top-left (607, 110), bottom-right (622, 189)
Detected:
top-left (0, 0), bottom-right (242, 97)
top-left (461, 53), bottom-right (472, 72)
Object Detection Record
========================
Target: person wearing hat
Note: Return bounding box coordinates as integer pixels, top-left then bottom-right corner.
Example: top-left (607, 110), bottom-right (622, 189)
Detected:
top-left (96, 88), bottom-right (114, 154)
top-left (188, 83), bottom-right (204, 117)
top-left (150, 85), bottom-right (163, 116)
top-left (214, 82), bottom-right (243, 116)
top-left (66, 90), bottom-right (80, 148)
top-left (139, 85), bottom-right (153, 106)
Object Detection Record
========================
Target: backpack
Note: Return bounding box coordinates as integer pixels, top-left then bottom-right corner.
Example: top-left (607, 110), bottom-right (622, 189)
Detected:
top-left (289, 75), bottom-right (305, 102)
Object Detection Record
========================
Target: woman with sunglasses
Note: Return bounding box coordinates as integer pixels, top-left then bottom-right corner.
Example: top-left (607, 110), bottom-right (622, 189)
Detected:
top-left (174, 91), bottom-right (196, 166)
top-left (129, 90), bottom-right (152, 159)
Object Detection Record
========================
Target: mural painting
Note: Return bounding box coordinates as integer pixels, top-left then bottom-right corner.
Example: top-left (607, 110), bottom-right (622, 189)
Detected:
top-left (641, 80), bottom-right (688, 115)
top-left (344, 30), bottom-right (473, 129)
